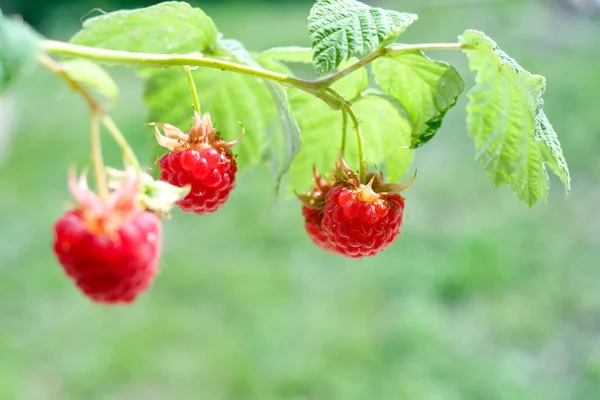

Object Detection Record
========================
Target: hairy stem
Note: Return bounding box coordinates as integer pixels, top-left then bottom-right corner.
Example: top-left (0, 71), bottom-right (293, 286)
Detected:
top-left (184, 66), bottom-right (201, 115)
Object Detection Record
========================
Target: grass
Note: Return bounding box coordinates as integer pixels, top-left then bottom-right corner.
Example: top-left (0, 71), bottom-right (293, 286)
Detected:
top-left (1, 0), bottom-right (600, 399)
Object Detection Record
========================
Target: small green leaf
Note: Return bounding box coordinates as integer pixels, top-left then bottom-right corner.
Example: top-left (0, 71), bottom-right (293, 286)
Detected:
top-left (257, 47), bottom-right (313, 64)
top-left (459, 29), bottom-right (570, 205)
top-left (372, 51), bottom-right (464, 148)
top-left (107, 167), bottom-right (189, 216)
top-left (308, 0), bottom-right (418, 74)
top-left (71, 2), bottom-right (218, 55)
top-left (330, 59), bottom-right (369, 101)
top-left (61, 59), bottom-right (119, 101)
top-left (0, 11), bottom-right (40, 93)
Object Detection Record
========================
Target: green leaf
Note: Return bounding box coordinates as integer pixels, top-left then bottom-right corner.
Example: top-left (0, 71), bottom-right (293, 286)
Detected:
top-left (287, 89), bottom-right (340, 191)
top-left (0, 11), bottom-right (40, 93)
top-left (536, 107), bottom-right (570, 193)
top-left (308, 0), bottom-right (418, 74)
top-left (61, 59), bottom-right (119, 101)
top-left (257, 47), bottom-right (313, 64)
top-left (287, 92), bottom-right (413, 191)
top-left (266, 85), bottom-right (302, 191)
top-left (459, 29), bottom-right (570, 205)
top-left (372, 51), bottom-right (464, 148)
top-left (70, 2), bottom-right (218, 55)
top-left (330, 59), bottom-right (369, 101)
top-left (220, 38), bottom-right (301, 187)
top-left (348, 95), bottom-right (413, 182)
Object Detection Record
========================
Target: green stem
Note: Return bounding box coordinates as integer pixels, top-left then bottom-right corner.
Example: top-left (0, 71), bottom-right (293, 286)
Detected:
top-left (312, 42), bottom-right (471, 90)
top-left (343, 103), bottom-right (366, 183)
top-left (100, 114), bottom-right (141, 175)
top-left (184, 66), bottom-right (201, 115)
top-left (90, 112), bottom-right (108, 201)
top-left (38, 53), bottom-right (142, 178)
top-left (340, 107), bottom-right (348, 157)
top-left (41, 40), bottom-right (318, 91)
top-left (40, 38), bottom-right (474, 185)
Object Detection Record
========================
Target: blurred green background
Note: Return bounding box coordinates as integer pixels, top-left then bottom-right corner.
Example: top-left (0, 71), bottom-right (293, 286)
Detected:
top-left (1, 0), bottom-right (600, 399)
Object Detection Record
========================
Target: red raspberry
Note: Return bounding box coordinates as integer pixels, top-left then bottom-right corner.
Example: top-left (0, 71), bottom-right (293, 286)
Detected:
top-left (154, 112), bottom-right (242, 215)
top-left (321, 184), bottom-right (404, 258)
top-left (53, 171), bottom-right (161, 304)
top-left (316, 159), bottom-right (414, 258)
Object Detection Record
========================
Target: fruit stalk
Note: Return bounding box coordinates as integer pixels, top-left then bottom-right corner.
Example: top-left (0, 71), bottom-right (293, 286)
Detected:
top-left (340, 107), bottom-right (348, 157)
top-left (343, 103), bottom-right (367, 183)
top-left (184, 66), bottom-right (201, 115)
top-left (90, 113), bottom-right (108, 201)
top-left (100, 114), bottom-right (141, 175)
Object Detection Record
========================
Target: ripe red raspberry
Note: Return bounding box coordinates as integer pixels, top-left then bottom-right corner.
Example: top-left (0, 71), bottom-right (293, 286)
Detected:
top-left (155, 112), bottom-right (242, 215)
top-left (319, 160), bottom-right (414, 258)
top-left (298, 168), bottom-right (335, 252)
top-left (321, 184), bottom-right (404, 258)
top-left (53, 171), bottom-right (161, 304)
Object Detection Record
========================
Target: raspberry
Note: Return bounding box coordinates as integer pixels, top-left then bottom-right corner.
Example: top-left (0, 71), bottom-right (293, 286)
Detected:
top-left (317, 159), bottom-right (414, 258)
top-left (321, 184), bottom-right (404, 258)
top-left (53, 171), bottom-right (161, 304)
top-left (154, 112), bottom-right (242, 215)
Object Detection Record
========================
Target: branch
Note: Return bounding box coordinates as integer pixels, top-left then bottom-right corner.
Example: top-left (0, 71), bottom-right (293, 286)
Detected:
top-left (312, 42), bottom-right (473, 90)
top-left (38, 53), bottom-right (141, 173)
top-left (41, 40), bottom-right (319, 91)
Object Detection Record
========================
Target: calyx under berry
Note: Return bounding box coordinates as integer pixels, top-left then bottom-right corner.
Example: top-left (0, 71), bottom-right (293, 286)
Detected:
top-left (68, 168), bottom-right (141, 237)
top-left (333, 156), bottom-right (416, 199)
top-left (296, 166), bottom-right (335, 210)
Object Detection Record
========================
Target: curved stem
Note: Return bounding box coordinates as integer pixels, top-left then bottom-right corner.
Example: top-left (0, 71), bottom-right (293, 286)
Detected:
top-left (38, 54), bottom-right (101, 113)
top-left (100, 114), bottom-right (141, 175)
top-left (184, 66), bottom-right (201, 115)
top-left (38, 53), bottom-right (142, 176)
top-left (312, 42), bottom-right (472, 90)
top-left (344, 105), bottom-right (366, 183)
top-left (90, 112), bottom-right (108, 201)
top-left (41, 40), bottom-right (318, 91)
top-left (41, 40), bottom-right (474, 96)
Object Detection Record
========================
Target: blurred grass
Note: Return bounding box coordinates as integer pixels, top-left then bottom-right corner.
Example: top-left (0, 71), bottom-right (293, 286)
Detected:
top-left (1, 0), bottom-right (600, 399)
